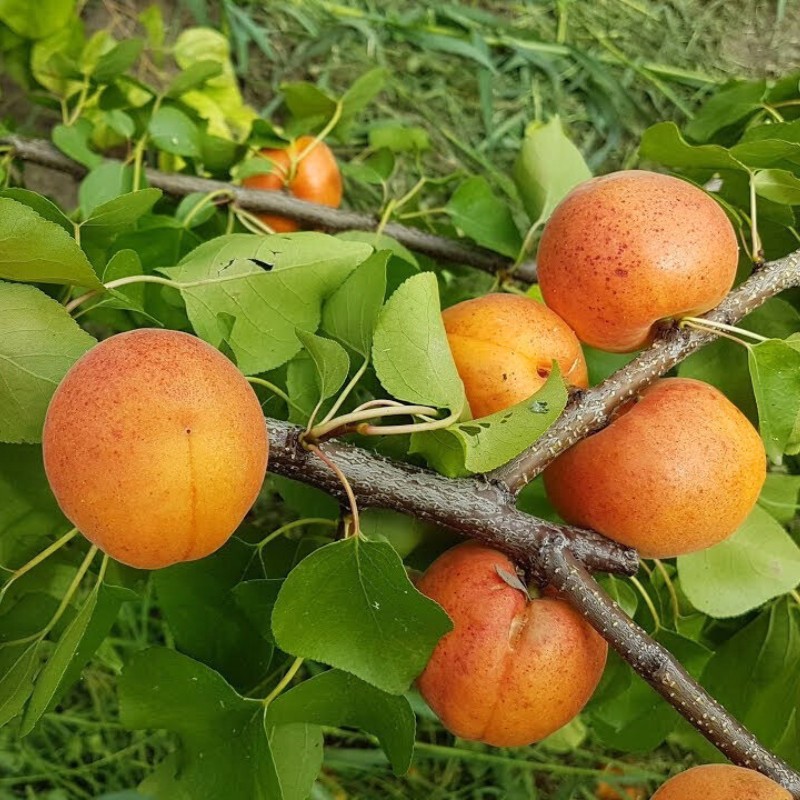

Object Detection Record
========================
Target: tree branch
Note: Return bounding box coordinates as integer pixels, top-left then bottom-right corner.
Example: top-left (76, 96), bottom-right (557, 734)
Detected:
top-left (492, 250), bottom-right (800, 494)
top-left (2, 135), bottom-right (537, 282)
top-left (267, 419), bottom-right (638, 576)
top-left (541, 543), bottom-right (800, 797)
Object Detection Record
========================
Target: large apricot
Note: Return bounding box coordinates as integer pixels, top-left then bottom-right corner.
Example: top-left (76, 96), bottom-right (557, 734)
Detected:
top-left (651, 765), bottom-right (791, 800)
top-left (416, 542), bottom-right (607, 747)
top-left (242, 136), bottom-right (342, 232)
top-left (537, 171), bottom-right (738, 352)
top-left (543, 378), bottom-right (765, 558)
top-left (43, 329), bottom-right (268, 569)
top-left (442, 293), bottom-right (588, 418)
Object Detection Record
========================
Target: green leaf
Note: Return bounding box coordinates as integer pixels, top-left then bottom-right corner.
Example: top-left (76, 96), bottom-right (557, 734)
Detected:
top-left (678, 506), bottom-right (800, 618)
top-left (0, 188), bottom-right (72, 232)
top-left (685, 80), bottom-right (767, 142)
top-left (411, 368), bottom-right (567, 476)
top-left (153, 541), bottom-right (273, 692)
top-left (0, 282), bottom-right (96, 443)
top-left (321, 251), bottom-right (388, 356)
top-left (52, 121), bottom-right (103, 169)
top-left (120, 647), bottom-right (308, 800)
top-left (639, 122), bottom-right (748, 172)
top-left (269, 669), bottom-right (415, 774)
top-left (698, 600), bottom-right (800, 757)
top-left (0, 199), bottom-right (101, 287)
top-left (104, 109), bottom-right (136, 139)
top-left (730, 139), bottom-right (800, 168)
top-left (268, 722), bottom-right (324, 800)
top-left (372, 273), bottom-right (466, 414)
top-left (513, 116), bottom-right (592, 225)
top-left (79, 162), bottom-right (134, 217)
top-left (19, 579), bottom-right (101, 734)
top-left (748, 337), bottom-right (800, 462)
top-left (0, 643), bottom-right (41, 727)
top-left (160, 233), bottom-right (372, 375)
top-left (336, 67), bottom-right (388, 136)
top-left (148, 106), bottom-right (202, 158)
top-left (91, 39), bottom-right (144, 83)
top-left (446, 176), bottom-right (523, 258)
top-left (753, 169), bottom-right (800, 205)
top-left (0, 0), bottom-right (75, 39)
top-left (80, 188), bottom-right (162, 237)
top-left (759, 473), bottom-right (800, 524)
top-left (232, 579), bottom-right (283, 644)
top-left (282, 81), bottom-right (337, 122)
top-left (166, 60), bottom-right (223, 98)
top-left (272, 538), bottom-right (452, 695)
top-left (368, 124), bottom-right (430, 153)
top-left (295, 331), bottom-right (349, 404)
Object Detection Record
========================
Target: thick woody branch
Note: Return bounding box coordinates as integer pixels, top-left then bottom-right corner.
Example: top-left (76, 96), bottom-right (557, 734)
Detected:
top-left (267, 419), bottom-right (637, 576)
top-left (542, 544), bottom-right (800, 797)
top-left (2, 135), bottom-right (537, 282)
top-left (492, 250), bottom-right (800, 494)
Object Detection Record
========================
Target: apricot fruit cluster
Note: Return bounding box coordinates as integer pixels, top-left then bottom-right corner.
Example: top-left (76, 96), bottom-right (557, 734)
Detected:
top-left (242, 136), bottom-right (343, 232)
top-left (43, 329), bottom-right (268, 569)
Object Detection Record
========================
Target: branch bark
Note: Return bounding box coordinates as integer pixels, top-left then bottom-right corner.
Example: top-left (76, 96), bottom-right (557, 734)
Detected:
top-left (2, 135), bottom-right (537, 282)
top-left (492, 250), bottom-right (800, 494)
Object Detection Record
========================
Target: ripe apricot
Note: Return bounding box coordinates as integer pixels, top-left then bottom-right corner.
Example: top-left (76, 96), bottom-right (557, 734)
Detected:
top-left (43, 329), bottom-right (268, 569)
top-left (416, 542), bottom-right (607, 747)
top-left (442, 293), bottom-right (588, 418)
top-left (543, 378), bottom-right (765, 558)
top-left (651, 765), bottom-right (791, 800)
top-left (242, 136), bottom-right (342, 232)
top-left (537, 170), bottom-right (738, 352)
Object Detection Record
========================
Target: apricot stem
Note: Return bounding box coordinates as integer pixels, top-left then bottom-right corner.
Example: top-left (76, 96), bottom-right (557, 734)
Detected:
top-left (255, 518), bottom-right (337, 551)
top-left (310, 403), bottom-right (440, 440)
top-left (629, 576), bottom-right (661, 631)
top-left (653, 559), bottom-right (680, 622)
top-left (306, 444), bottom-right (361, 536)
top-left (0, 527), bottom-right (78, 607)
top-left (181, 188), bottom-right (234, 228)
top-left (317, 360), bottom-right (369, 427)
top-left (234, 206), bottom-right (277, 235)
top-left (680, 316), bottom-right (768, 345)
top-left (246, 376), bottom-right (303, 415)
top-left (263, 656), bottom-right (304, 706)
top-left (357, 408), bottom-right (460, 436)
top-left (291, 101), bottom-right (344, 177)
top-left (749, 174), bottom-right (765, 264)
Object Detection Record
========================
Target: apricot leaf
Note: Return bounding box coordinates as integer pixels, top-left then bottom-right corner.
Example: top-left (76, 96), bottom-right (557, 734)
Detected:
top-left (372, 273), bottom-right (466, 413)
top-left (446, 176), bottom-right (523, 258)
top-left (161, 233), bottom-right (371, 375)
top-left (166, 60), bottom-right (222, 98)
top-left (753, 169), bottom-right (800, 205)
top-left (79, 162), bottom-right (134, 217)
top-left (271, 538), bottom-right (452, 695)
top-left (748, 336), bottom-right (800, 463)
top-left (322, 251), bottom-right (388, 356)
top-left (758, 473), bottom-right (800, 525)
top-left (684, 79), bottom-right (766, 142)
top-left (639, 122), bottom-right (748, 172)
top-left (0, 188), bottom-right (72, 232)
top-left (52, 120), bottom-right (103, 169)
top-left (411, 368), bottom-right (567, 476)
top-left (120, 647), bottom-right (319, 800)
top-left (513, 116), bottom-right (591, 225)
top-left (269, 669), bottom-right (415, 774)
top-left (148, 106), bottom-right (202, 158)
top-left (80, 188), bottom-right (162, 238)
top-left (0, 199), bottom-right (101, 288)
top-left (678, 506), bottom-right (800, 619)
top-left (0, 0), bottom-right (75, 39)
top-left (296, 330), bottom-right (349, 402)
top-left (0, 282), bottom-right (96, 443)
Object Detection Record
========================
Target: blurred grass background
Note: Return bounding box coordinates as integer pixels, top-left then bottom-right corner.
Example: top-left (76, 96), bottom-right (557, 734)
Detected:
top-left (1, 1), bottom-right (798, 798)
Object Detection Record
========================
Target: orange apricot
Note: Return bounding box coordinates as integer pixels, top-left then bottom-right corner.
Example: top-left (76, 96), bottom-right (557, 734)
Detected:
top-left (416, 542), bottom-right (607, 747)
top-left (651, 765), bottom-right (791, 800)
top-left (442, 293), bottom-right (588, 418)
top-left (242, 136), bottom-right (342, 232)
top-left (543, 378), bottom-right (766, 558)
top-left (43, 329), bottom-right (268, 569)
top-left (537, 170), bottom-right (739, 352)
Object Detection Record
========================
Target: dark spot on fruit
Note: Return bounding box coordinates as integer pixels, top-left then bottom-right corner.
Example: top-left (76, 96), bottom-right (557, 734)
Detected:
top-left (615, 268), bottom-right (629, 277)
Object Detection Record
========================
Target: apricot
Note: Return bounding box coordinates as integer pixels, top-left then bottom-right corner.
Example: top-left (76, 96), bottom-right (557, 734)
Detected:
top-left (416, 542), bottom-right (607, 747)
top-left (537, 170), bottom-right (738, 352)
top-left (543, 378), bottom-right (765, 558)
top-left (651, 765), bottom-right (791, 800)
top-left (242, 136), bottom-right (342, 232)
top-left (43, 329), bottom-right (268, 569)
top-left (442, 293), bottom-right (588, 418)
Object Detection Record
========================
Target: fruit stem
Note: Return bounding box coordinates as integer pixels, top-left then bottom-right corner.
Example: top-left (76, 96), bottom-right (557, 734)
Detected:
top-left (317, 360), bottom-right (369, 427)
top-left (255, 518), bottom-right (337, 551)
top-left (749, 173), bottom-right (765, 264)
top-left (306, 444), bottom-right (361, 536)
top-left (653, 559), bottom-right (680, 622)
top-left (629, 575), bottom-right (661, 631)
top-left (234, 206), bottom-right (277, 235)
top-left (182, 188), bottom-right (234, 228)
top-left (680, 316), bottom-right (768, 345)
top-left (357, 408), bottom-right (460, 436)
top-left (310, 403), bottom-right (440, 440)
top-left (291, 99), bottom-right (344, 175)
top-left (246, 376), bottom-right (304, 415)
top-left (0, 528), bottom-right (79, 607)
top-left (263, 656), bottom-right (304, 706)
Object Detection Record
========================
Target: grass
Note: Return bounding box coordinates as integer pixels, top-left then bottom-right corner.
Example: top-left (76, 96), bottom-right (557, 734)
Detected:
top-left (1, 0), bottom-right (794, 797)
